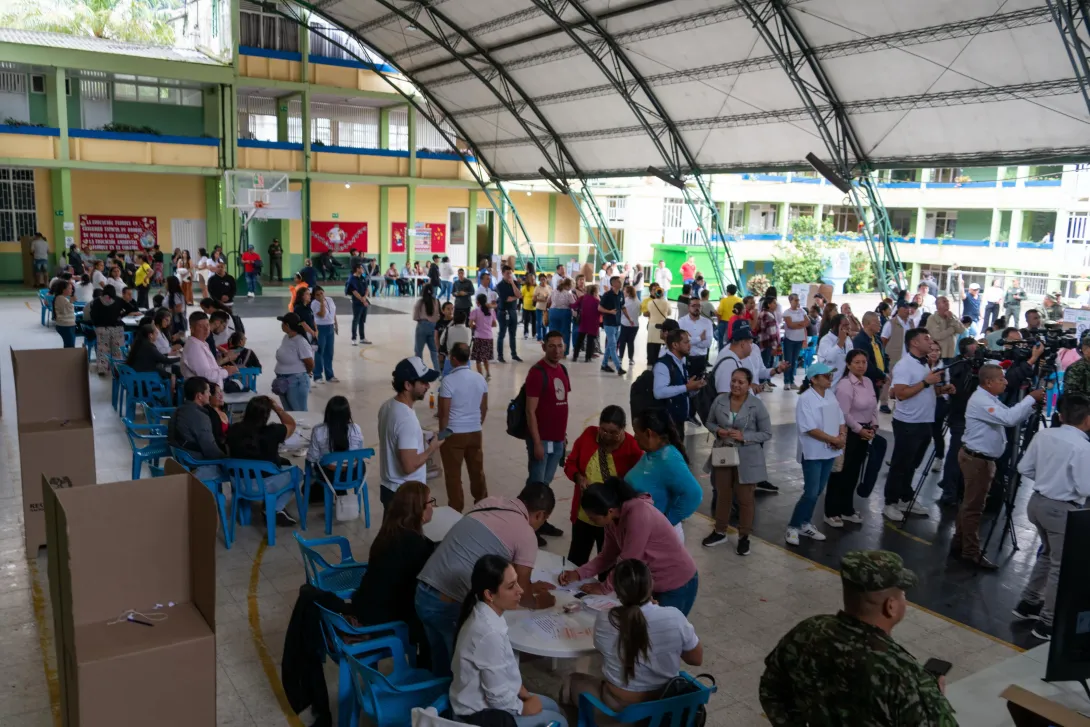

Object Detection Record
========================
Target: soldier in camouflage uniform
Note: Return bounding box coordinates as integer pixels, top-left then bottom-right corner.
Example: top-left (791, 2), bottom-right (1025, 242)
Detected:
top-left (1063, 334), bottom-right (1090, 399)
top-left (760, 550), bottom-right (957, 726)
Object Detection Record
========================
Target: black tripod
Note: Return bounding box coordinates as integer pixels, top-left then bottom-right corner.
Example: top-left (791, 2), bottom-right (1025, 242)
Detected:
top-left (981, 401), bottom-right (1048, 555)
top-left (902, 422), bottom-right (947, 519)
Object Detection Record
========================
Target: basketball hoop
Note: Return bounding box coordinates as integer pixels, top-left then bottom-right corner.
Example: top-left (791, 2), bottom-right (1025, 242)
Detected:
top-left (243, 199), bottom-right (268, 227)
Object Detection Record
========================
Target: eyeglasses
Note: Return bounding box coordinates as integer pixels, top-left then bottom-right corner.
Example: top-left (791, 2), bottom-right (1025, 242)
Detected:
top-left (427, 498), bottom-right (437, 507)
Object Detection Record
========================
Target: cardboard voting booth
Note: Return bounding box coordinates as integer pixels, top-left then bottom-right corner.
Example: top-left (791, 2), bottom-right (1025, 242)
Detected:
top-left (1002, 685), bottom-right (1090, 727)
top-left (11, 348), bottom-right (96, 557)
top-left (44, 468), bottom-right (218, 727)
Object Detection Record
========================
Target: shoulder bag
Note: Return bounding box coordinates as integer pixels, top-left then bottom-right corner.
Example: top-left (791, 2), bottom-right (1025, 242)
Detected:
top-left (315, 461), bottom-right (360, 522)
top-left (659, 673), bottom-right (715, 727)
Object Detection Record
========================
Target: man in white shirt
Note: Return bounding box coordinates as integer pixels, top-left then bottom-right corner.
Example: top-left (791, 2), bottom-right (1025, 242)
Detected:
top-left (550, 263), bottom-right (567, 291)
top-left (881, 301), bottom-right (914, 366)
top-left (180, 311), bottom-right (241, 392)
top-left (711, 322), bottom-right (785, 397)
top-left (377, 357), bottom-right (443, 509)
top-left (952, 365), bottom-right (1044, 570)
top-left (30, 234), bottom-right (49, 288)
top-left (438, 343), bottom-right (489, 512)
top-left (653, 328), bottom-right (704, 432)
top-left (982, 278), bottom-right (1005, 330)
top-left (654, 259), bottom-right (673, 295)
top-left (1077, 284), bottom-right (1090, 309)
top-left (916, 283), bottom-right (936, 315)
top-left (476, 272), bottom-right (498, 309)
top-left (679, 298), bottom-right (714, 379)
top-left (1011, 393), bottom-right (1090, 641)
top-left (781, 293), bottom-right (810, 390)
top-left (882, 328), bottom-right (948, 523)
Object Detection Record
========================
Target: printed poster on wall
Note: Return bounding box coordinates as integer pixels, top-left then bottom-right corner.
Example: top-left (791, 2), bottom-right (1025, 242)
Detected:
top-left (391, 222), bottom-right (407, 253)
top-left (1064, 308), bottom-right (1090, 342)
top-left (310, 221), bottom-right (367, 253)
top-left (79, 215), bottom-right (157, 252)
top-left (391, 222), bottom-right (446, 255)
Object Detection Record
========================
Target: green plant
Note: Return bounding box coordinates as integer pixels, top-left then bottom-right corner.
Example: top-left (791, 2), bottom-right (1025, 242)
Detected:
top-left (99, 122), bottom-right (160, 135)
top-left (771, 216), bottom-right (835, 290)
top-left (311, 140), bottom-right (326, 147)
top-left (746, 274), bottom-right (770, 298)
top-left (1, 0), bottom-right (180, 45)
top-left (3, 117), bottom-right (46, 128)
top-left (844, 249), bottom-right (876, 294)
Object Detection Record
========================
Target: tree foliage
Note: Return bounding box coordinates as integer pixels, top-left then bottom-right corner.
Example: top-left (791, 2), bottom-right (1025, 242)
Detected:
top-left (771, 216), bottom-right (835, 291)
top-left (1, 0), bottom-right (181, 45)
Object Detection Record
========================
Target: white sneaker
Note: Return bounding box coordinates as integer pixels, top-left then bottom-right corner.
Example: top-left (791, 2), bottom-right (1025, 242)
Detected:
top-left (351, 340), bottom-right (358, 346)
top-left (931, 460), bottom-right (943, 473)
top-left (841, 511), bottom-right (864, 524)
top-left (785, 527), bottom-right (800, 546)
top-left (798, 523), bottom-right (826, 541)
top-left (883, 504), bottom-right (905, 522)
top-left (897, 499), bottom-right (929, 516)
top-left (823, 515), bottom-right (843, 529)
top-left (247, 291), bottom-right (255, 298)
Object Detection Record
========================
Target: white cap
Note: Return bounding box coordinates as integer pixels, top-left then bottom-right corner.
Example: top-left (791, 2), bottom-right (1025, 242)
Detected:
top-left (968, 283), bottom-right (980, 290)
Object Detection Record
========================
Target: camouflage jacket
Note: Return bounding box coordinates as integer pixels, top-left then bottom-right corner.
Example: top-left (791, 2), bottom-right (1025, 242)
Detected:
top-left (1065, 359), bottom-right (1090, 399)
top-left (760, 612), bottom-right (957, 727)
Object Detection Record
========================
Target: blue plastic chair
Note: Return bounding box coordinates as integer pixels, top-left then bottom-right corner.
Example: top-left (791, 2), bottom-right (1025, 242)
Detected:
top-left (172, 448), bottom-right (233, 549)
top-left (39, 290), bottom-right (53, 326)
top-left (1046, 370), bottom-right (1062, 418)
top-left (800, 334), bottom-right (819, 369)
top-left (122, 418), bottom-right (171, 479)
top-left (223, 459), bottom-right (305, 546)
top-left (144, 405), bottom-right (176, 426)
top-left (294, 532), bottom-right (367, 599)
top-left (231, 366), bottom-right (262, 392)
top-left (345, 637), bottom-right (450, 727)
top-left (117, 364), bottom-right (170, 420)
top-left (578, 672), bottom-right (715, 727)
top-left (303, 448), bottom-right (375, 533)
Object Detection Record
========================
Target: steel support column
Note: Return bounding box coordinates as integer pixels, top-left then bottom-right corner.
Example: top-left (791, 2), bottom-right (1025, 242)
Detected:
top-left (1045, 0), bottom-right (1090, 115)
top-left (529, 0), bottom-right (740, 295)
top-left (367, 0), bottom-right (621, 265)
top-left (268, 2), bottom-right (540, 266)
top-left (737, 0), bottom-right (904, 294)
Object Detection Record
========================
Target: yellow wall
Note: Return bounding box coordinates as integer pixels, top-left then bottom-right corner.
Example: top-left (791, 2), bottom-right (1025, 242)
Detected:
top-left (415, 187), bottom-right (470, 227)
top-left (514, 192), bottom-right (550, 244)
top-left (70, 171), bottom-right (205, 252)
top-left (310, 182), bottom-right (380, 254)
top-left (555, 194), bottom-right (581, 245)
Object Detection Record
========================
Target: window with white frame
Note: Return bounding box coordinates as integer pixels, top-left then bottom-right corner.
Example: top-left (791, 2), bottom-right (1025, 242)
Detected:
top-left (415, 113), bottom-right (454, 151)
top-left (1064, 212), bottom-right (1090, 268)
top-left (1019, 272), bottom-right (1049, 297)
top-left (0, 168), bottom-right (37, 243)
top-left (603, 196), bottom-right (626, 224)
top-left (239, 1), bottom-right (299, 52)
top-left (932, 167), bottom-right (963, 183)
top-left (827, 205), bottom-right (860, 233)
top-left (0, 71), bottom-right (29, 123)
top-left (747, 203), bottom-right (778, 232)
top-left (788, 204), bottom-right (815, 221)
top-left (113, 75), bottom-right (202, 107)
top-left (726, 203), bottom-right (744, 230)
top-left (237, 95), bottom-right (277, 141)
top-left (388, 108), bottom-right (408, 151)
top-left (662, 198), bottom-right (685, 229)
top-left (889, 209), bottom-right (914, 237)
top-left (924, 210), bottom-right (958, 238)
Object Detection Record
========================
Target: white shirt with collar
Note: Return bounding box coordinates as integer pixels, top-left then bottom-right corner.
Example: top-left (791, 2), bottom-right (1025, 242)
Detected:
top-left (796, 386), bottom-right (844, 462)
top-left (962, 385), bottom-right (1037, 458)
top-left (817, 332), bottom-right (849, 388)
top-left (311, 297), bottom-right (337, 326)
top-left (1019, 424), bottom-right (1090, 503)
top-left (476, 285), bottom-right (498, 305)
top-left (881, 315), bottom-right (912, 359)
top-left (890, 354), bottom-right (935, 424)
top-left (654, 266), bottom-right (673, 290)
top-left (450, 601), bottom-right (525, 718)
top-left (653, 350), bottom-right (689, 402)
top-left (679, 314), bottom-right (713, 356)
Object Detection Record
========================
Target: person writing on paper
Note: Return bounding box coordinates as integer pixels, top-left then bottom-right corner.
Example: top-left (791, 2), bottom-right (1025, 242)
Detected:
top-left (625, 409), bottom-right (702, 535)
top-left (416, 483), bottom-right (558, 676)
top-left (563, 405), bottom-right (644, 566)
top-left (351, 482), bottom-right (435, 666)
top-left (449, 555), bottom-right (569, 727)
top-left (559, 477), bottom-right (699, 615)
top-left (561, 559), bottom-right (702, 718)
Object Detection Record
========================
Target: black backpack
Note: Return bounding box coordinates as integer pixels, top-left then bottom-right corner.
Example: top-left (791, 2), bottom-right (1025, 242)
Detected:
top-left (507, 362), bottom-right (567, 440)
top-left (629, 369), bottom-right (661, 423)
top-left (693, 355), bottom-right (740, 424)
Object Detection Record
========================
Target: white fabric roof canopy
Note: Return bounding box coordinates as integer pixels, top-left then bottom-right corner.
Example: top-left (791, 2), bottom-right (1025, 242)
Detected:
top-left (312, 0), bottom-right (1090, 180)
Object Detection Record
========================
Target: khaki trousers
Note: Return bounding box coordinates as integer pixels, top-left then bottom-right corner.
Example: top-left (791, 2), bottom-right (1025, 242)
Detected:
top-left (712, 465), bottom-right (755, 536)
top-left (438, 430), bottom-right (487, 512)
top-left (953, 448), bottom-right (996, 561)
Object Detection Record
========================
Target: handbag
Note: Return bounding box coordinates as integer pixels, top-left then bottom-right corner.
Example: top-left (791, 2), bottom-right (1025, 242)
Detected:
top-left (659, 673), bottom-right (715, 727)
top-left (271, 376), bottom-right (290, 395)
top-left (316, 461), bottom-right (361, 522)
top-left (710, 441), bottom-right (739, 468)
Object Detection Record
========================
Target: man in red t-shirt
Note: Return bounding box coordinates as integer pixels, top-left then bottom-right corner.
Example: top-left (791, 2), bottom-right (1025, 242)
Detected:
top-left (241, 245), bottom-right (261, 298)
top-left (681, 256), bottom-right (696, 284)
top-left (525, 330), bottom-right (571, 540)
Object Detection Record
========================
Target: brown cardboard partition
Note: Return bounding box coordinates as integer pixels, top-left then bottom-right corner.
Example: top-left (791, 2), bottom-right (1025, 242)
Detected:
top-left (11, 348), bottom-right (96, 557)
top-left (44, 472), bottom-right (218, 727)
top-left (1002, 685), bottom-right (1090, 727)
top-left (806, 283), bottom-right (835, 308)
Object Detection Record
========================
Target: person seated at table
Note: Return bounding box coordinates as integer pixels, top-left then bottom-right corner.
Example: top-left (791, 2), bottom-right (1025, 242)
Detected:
top-left (205, 382), bottom-right (230, 453)
top-left (74, 274), bottom-right (95, 304)
top-left (226, 330), bottom-right (261, 370)
top-left (449, 554), bottom-right (569, 727)
top-left (559, 477), bottom-right (699, 616)
top-left (398, 262), bottom-right (413, 295)
top-left (226, 395), bottom-right (299, 526)
top-left (126, 323), bottom-right (175, 380)
top-left (350, 481), bottom-right (436, 666)
top-left (416, 483), bottom-right (558, 677)
top-left (563, 405), bottom-right (643, 566)
top-left (305, 395), bottom-right (364, 503)
top-left (208, 310), bottom-right (236, 349)
top-left (168, 376), bottom-right (226, 480)
top-left (625, 409), bottom-right (702, 534)
top-left (560, 559), bottom-right (703, 719)
top-left (152, 309), bottom-right (183, 354)
top-left (181, 311), bottom-right (243, 393)
top-left (118, 286), bottom-right (140, 315)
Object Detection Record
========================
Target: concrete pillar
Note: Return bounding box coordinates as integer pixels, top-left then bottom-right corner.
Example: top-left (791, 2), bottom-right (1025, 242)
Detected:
top-left (989, 209), bottom-right (1002, 246)
top-left (779, 202), bottom-right (790, 240)
top-left (467, 190), bottom-right (478, 268)
top-left (1015, 166), bottom-right (1029, 188)
top-left (915, 207), bottom-right (928, 241)
top-left (1010, 210), bottom-right (1024, 244)
top-left (379, 107), bottom-right (390, 149)
top-left (406, 184), bottom-right (416, 258)
top-left (547, 193), bottom-right (557, 256)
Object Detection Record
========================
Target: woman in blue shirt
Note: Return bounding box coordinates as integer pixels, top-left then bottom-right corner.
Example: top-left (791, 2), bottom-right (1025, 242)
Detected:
top-left (625, 409), bottom-right (702, 533)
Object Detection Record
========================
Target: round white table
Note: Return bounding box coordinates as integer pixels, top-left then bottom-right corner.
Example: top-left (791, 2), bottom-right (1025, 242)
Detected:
top-left (121, 313), bottom-right (144, 328)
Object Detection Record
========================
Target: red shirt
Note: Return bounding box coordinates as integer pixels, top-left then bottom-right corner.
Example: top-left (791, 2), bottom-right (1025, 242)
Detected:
top-left (525, 360), bottom-right (570, 442)
top-left (681, 262), bottom-right (696, 280)
top-left (242, 251), bottom-right (260, 273)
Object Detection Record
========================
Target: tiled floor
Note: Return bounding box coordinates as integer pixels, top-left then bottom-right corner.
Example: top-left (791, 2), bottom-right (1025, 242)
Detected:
top-left (0, 293), bottom-right (1025, 726)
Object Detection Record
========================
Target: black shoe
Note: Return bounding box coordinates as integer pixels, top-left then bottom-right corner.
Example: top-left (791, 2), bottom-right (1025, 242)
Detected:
top-left (948, 545), bottom-right (962, 559)
top-left (497, 357), bottom-right (506, 364)
top-left (756, 481), bottom-right (779, 493)
top-left (617, 368), bottom-right (626, 376)
top-left (275, 510), bottom-right (298, 527)
top-left (737, 535), bottom-right (751, 556)
top-left (966, 555), bottom-right (999, 571)
top-left (701, 531), bottom-right (728, 548)
top-left (880, 405), bottom-right (892, 414)
top-left (536, 533), bottom-right (547, 547)
top-left (538, 522), bottom-right (564, 537)
top-left (1012, 600), bottom-right (1043, 620)
top-left (1031, 622), bottom-right (1052, 641)
top-left (938, 496), bottom-right (959, 508)
top-left (512, 355), bottom-right (523, 362)
top-left (600, 365), bottom-right (616, 373)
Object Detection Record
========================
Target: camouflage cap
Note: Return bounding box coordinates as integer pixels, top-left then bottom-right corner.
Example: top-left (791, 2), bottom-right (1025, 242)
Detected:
top-left (840, 550), bottom-right (917, 592)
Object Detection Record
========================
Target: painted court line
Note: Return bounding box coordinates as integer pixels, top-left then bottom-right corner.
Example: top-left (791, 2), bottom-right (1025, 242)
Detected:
top-left (29, 560), bottom-right (61, 727)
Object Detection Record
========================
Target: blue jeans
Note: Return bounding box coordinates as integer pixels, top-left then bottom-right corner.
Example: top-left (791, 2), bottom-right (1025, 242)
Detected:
top-left (789, 457), bottom-right (835, 528)
top-left (497, 308), bottom-right (518, 359)
top-left (513, 695), bottom-right (568, 727)
top-left (535, 309), bottom-right (545, 341)
top-left (526, 439), bottom-right (565, 485)
top-left (245, 271), bottom-right (259, 295)
top-left (602, 325), bottom-right (622, 369)
top-left (715, 320), bottom-right (728, 350)
top-left (414, 583), bottom-right (461, 677)
top-left (351, 301), bottom-right (368, 340)
top-left (56, 325), bottom-right (76, 348)
top-left (314, 324), bottom-right (335, 380)
top-left (415, 320), bottom-right (439, 369)
top-left (782, 338), bottom-right (803, 385)
top-left (276, 372), bottom-right (310, 411)
top-left (654, 572), bottom-right (699, 616)
top-left (440, 280), bottom-right (452, 300)
top-left (548, 308), bottom-right (573, 355)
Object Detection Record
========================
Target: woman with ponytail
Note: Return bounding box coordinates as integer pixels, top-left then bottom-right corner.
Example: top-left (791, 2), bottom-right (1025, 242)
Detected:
top-left (558, 477), bottom-right (699, 615)
top-left (625, 409), bottom-right (702, 537)
top-left (561, 559), bottom-right (702, 716)
top-left (449, 555), bottom-right (568, 727)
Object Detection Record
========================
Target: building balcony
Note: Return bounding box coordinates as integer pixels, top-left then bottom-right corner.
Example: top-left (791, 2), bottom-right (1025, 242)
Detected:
top-left (0, 124), bottom-right (219, 168)
top-left (237, 138), bottom-right (474, 179)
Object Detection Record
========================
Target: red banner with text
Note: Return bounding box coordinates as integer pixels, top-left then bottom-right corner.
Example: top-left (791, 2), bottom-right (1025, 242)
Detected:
top-left (310, 221), bottom-right (368, 253)
top-left (79, 215), bottom-right (158, 252)
top-left (391, 222), bottom-right (446, 255)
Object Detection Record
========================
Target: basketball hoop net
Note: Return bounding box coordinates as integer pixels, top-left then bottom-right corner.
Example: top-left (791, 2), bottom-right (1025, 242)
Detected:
top-left (243, 199), bottom-right (268, 227)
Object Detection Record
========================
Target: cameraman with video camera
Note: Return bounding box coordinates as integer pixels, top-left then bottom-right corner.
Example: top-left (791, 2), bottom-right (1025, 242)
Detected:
top-left (937, 337), bottom-right (980, 508)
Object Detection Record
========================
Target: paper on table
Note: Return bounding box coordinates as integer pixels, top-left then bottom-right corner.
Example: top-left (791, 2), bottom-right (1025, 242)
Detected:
top-left (529, 613), bottom-right (563, 638)
top-left (282, 432), bottom-right (309, 450)
top-left (581, 595), bottom-right (621, 612)
top-left (531, 567), bottom-right (596, 593)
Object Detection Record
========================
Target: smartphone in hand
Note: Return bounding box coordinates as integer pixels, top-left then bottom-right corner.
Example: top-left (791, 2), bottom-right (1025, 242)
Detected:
top-left (923, 658), bottom-right (952, 678)
top-left (437, 428), bottom-right (454, 441)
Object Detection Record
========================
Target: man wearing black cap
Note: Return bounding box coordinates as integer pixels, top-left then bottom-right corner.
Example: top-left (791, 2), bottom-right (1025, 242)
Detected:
top-left (377, 357), bottom-right (443, 511)
top-left (761, 550), bottom-right (955, 726)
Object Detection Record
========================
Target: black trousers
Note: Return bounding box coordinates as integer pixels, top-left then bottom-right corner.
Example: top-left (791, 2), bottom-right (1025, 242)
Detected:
top-left (136, 286), bottom-right (149, 309)
top-left (617, 326), bottom-right (638, 361)
top-left (825, 430), bottom-right (869, 517)
top-left (522, 308), bottom-right (536, 337)
top-left (688, 355), bottom-right (708, 381)
top-left (932, 397), bottom-right (949, 458)
top-left (572, 332), bottom-right (596, 362)
top-left (269, 258), bottom-right (282, 281)
top-left (647, 342), bottom-right (662, 365)
top-left (567, 520), bottom-right (605, 566)
top-left (884, 420), bottom-right (932, 504)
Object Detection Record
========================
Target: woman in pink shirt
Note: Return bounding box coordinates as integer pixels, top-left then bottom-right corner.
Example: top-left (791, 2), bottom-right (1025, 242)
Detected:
top-left (557, 476), bottom-right (699, 615)
top-left (824, 349), bottom-right (879, 526)
top-left (469, 293), bottom-right (497, 380)
top-left (572, 283), bottom-right (602, 362)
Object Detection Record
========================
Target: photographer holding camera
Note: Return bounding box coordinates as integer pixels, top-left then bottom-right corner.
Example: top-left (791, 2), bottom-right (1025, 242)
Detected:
top-left (998, 328), bottom-right (1045, 405)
